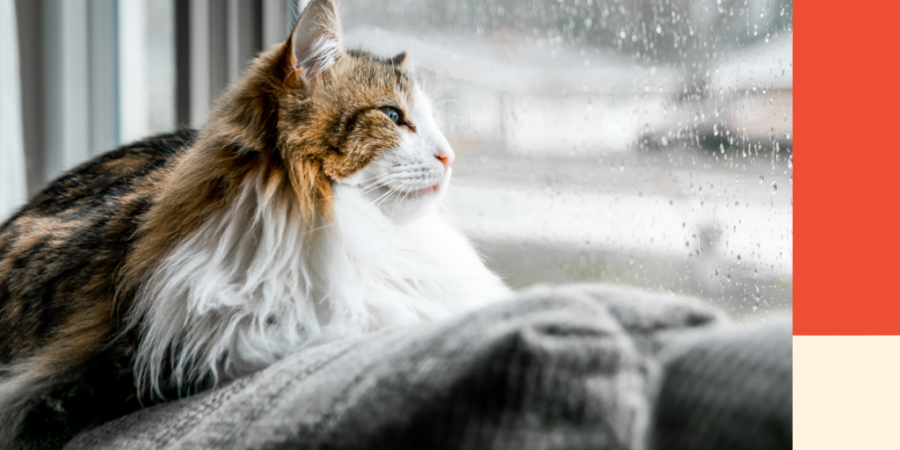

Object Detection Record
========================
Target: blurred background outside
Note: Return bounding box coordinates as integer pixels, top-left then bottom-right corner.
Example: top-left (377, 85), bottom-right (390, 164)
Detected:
top-left (0, 0), bottom-right (792, 320)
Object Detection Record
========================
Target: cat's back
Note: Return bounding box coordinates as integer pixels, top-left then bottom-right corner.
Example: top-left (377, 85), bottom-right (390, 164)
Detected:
top-left (6, 131), bottom-right (196, 222)
top-left (0, 130), bottom-right (196, 363)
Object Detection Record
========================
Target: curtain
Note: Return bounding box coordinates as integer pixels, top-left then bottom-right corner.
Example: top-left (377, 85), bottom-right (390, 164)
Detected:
top-left (0, 0), bottom-right (27, 221)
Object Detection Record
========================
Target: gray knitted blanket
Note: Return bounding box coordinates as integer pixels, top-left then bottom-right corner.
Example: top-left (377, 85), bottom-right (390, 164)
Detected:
top-left (53, 285), bottom-right (790, 450)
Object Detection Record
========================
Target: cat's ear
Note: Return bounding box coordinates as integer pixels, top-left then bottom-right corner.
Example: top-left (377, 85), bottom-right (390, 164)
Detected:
top-left (289, 0), bottom-right (343, 87)
top-left (389, 52), bottom-right (408, 67)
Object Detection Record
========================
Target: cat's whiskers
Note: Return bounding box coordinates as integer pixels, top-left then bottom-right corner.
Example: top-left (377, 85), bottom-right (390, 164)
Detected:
top-left (362, 179), bottom-right (412, 212)
top-left (359, 168), bottom-right (438, 197)
top-left (379, 179), bottom-right (418, 209)
top-left (379, 179), bottom-right (415, 207)
top-left (357, 172), bottom-right (411, 195)
top-left (358, 171), bottom-right (403, 184)
top-left (358, 178), bottom-right (402, 196)
top-left (388, 185), bottom-right (415, 220)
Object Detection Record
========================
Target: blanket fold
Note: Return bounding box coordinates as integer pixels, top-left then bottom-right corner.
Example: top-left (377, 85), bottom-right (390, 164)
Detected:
top-left (48, 285), bottom-right (788, 450)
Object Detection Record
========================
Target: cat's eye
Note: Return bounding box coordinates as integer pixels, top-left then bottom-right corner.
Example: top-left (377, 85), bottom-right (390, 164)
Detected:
top-left (379, 107), bottom-right (403, 126)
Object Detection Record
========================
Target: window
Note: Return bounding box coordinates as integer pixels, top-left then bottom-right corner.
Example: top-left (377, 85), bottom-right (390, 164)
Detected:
top-left (11, 0), bottom-right (792, 319)
top-left (336, 0), bottom-right (793, 319)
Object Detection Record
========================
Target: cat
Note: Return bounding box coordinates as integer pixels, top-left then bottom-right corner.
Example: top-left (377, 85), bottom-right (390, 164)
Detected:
top-left (0, 0), bottom-right (510, 443)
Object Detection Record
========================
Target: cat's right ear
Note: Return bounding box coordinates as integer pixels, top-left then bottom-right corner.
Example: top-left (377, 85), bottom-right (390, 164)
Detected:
top-left (288, 0), bottom-right (344, 89)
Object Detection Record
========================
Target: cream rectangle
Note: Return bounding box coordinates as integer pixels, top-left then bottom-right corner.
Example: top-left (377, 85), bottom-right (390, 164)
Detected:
top-left (795, 336), bottom-right (900, 449)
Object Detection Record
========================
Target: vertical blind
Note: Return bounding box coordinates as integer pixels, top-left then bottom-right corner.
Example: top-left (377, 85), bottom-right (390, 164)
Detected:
top-left (11, 0), bottom-right (307, 200)
top-left (0, 0), bottom-right (26, 221)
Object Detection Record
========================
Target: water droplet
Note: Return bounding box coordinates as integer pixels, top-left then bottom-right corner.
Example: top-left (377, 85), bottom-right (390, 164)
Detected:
top-left (759, 175), bottom-right (764, 184)
top-left (619, 31), bottom-right (627, 39)
top-left (737, 255), bottom-right (741, 262)
top-left (655, 24), bottom-right (662, 34)
top-left (772, 182), bottom-right (778, 193)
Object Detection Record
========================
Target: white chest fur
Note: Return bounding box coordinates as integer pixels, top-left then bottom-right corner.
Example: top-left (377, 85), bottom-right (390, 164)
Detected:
top-left (132, 175), bottom-right (509, 398)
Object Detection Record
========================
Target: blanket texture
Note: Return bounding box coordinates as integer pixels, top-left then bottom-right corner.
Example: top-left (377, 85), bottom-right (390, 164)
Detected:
top-left (26, 285), bottom-right (790, 450)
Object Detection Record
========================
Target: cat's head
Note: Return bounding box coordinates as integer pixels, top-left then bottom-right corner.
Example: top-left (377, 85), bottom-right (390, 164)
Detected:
top-left (270, 0), bottom-right (453, 225)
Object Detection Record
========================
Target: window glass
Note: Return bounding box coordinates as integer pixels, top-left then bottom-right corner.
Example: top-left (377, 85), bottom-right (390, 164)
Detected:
top-left (340, 0), bottom-right (793, 320)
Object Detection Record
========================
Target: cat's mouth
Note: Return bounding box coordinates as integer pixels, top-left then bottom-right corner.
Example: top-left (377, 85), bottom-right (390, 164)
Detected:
top-left (366, 181), bottom-right (442, 199)
top-left (407, 184), bottom-right (441, 197)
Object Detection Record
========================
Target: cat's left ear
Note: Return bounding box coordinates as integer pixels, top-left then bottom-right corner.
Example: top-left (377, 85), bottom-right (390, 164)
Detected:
top-left (289, 0), bottom-right (343, 87)
top-left (389, 52), bottom-right (408, 67)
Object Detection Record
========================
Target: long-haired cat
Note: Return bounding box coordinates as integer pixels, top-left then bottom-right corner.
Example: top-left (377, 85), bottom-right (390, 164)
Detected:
top-left (0, 0), bottom-right (509, 443)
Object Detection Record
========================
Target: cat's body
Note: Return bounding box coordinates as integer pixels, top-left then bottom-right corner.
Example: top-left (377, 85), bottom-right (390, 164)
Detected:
top-left (0, 0), bottom-right (509, 442)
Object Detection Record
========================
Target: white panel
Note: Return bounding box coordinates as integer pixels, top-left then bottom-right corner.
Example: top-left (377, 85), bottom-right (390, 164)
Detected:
top-left (190, 0), bottom-right (211, 128)
top-left (261, 0), bottom-right (286, 50)
top-left (44, 0), bottom-right (91, 180)
top-left (145, 0), bottom-right (175, 135)
top-left (227, 0), bottom-right (241, 83)
top-left (119, 0), bottom-right (149, 143)
top-left (227, 0), bottom-right (261, 85)
top-left (0, 0), bottom-right (27, 220)
top-left (90, 0), bottom-right (120, 154)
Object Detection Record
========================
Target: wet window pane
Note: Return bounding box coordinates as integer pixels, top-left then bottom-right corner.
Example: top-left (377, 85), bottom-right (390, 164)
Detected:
top-left (340, 0), bottom-right (793, 319)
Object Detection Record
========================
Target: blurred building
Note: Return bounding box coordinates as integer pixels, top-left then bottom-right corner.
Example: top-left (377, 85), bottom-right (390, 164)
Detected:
top-left (347, 27), bottom-right (682, 155)
top-left (712, 36), bottom-right (793, 144)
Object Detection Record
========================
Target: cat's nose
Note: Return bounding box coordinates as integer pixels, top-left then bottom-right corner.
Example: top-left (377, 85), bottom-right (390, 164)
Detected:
top-left (435, 147), bottom-right (454, 171)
